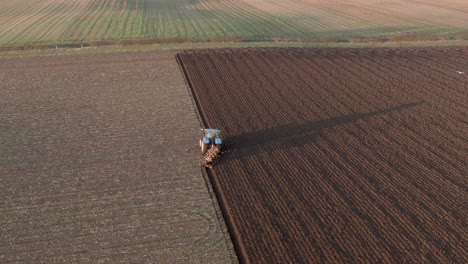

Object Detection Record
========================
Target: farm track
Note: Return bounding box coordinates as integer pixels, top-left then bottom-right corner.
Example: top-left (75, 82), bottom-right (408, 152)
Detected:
top-left (178, 47), bottom-right (468, 264)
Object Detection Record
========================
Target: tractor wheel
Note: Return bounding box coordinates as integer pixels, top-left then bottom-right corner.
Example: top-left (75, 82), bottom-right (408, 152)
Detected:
top-left (200, 139), bottom-right (208, 154)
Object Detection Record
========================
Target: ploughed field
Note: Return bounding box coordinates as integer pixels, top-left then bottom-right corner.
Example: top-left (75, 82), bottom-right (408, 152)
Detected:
top-left (178, 47), bottom-right (467, 263)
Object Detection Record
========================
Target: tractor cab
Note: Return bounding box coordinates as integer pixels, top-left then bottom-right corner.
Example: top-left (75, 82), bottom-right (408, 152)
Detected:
top-left (203, 129), bottom-right (222, 144)
top-left (200, 128), bottom-right (222, 155)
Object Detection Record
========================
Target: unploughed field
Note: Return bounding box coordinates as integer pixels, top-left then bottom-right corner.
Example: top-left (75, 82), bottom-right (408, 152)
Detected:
top-left (0, 0), bottom-right (467, 46)
top-left (0, 52), bottom-right (236, 263)
top-left (178, 47), bottom-right (467, 263)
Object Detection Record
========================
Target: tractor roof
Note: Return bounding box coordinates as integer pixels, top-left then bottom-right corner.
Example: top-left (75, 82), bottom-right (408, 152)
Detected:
top-left (205, 128), bottom-right (221, 133)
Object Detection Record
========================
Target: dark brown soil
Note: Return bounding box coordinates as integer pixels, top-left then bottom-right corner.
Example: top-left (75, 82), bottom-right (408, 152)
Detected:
top-left (178, 47), bottom-right (468, 264)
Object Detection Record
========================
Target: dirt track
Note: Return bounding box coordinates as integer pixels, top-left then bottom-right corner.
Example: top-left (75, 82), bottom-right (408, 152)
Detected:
top-left (178, 47), bottom-right (468, 263)
top-left (0, 52), bottom-right (236, 263)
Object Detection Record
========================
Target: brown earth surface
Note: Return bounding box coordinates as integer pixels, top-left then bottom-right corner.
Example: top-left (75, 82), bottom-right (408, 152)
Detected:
top-left (0, 52), bottom-right (237, 263)
top-left (177, 47), bottom-right (468, 264)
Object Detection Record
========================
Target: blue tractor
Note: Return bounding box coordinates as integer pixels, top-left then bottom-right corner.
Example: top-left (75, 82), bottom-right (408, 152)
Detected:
top-left (200, 128), bottom-right (222, 154)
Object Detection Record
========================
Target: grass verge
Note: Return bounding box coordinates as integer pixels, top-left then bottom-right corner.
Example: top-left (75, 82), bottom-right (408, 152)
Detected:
top-left (0, 39), bottom-right (467, 59)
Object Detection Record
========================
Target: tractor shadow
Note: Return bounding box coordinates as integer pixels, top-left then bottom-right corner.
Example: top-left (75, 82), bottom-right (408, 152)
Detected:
top-left (220, 102), bottom-right (422, 161)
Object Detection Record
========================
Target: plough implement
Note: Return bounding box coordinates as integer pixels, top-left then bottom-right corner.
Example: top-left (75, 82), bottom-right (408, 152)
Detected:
top-left (199, 128), bottom-right (222, 168)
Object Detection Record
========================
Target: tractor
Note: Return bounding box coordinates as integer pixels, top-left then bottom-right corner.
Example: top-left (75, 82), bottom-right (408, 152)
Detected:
top-left (200, 128), bottom-right (222, 168)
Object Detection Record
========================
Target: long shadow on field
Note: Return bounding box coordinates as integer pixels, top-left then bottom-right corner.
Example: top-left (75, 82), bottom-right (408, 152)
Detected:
top-left (222, 102), bottom-right (421, 158)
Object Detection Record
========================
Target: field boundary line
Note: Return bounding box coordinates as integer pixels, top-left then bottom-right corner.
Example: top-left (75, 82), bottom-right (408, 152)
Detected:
top-left (176, 53), bottom-right (241, 264)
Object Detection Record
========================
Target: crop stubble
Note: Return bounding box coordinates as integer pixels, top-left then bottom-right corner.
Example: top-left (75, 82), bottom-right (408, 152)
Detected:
top-left (0, 52), bottom-right (236, 263)
top-left (178, 47), bottom-right (467, 263)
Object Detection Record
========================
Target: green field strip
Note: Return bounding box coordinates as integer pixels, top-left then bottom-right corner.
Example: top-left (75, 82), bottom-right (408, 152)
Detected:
top-left (30, 2), bottom-right (89, 45)
top-left (141, 0), bottom-right (159, 38)
top-left (173, 0), bottom-right (192, 37)
top-left (244, 1), bottom-right (332, 34)
top-left (166, 1), bottom-right (183, 38)
top-left (208, 0), bottom-right (276, 37)
top-left (5, 1), bottom-right (68, 45)
top-left (90, 0), bottom-right (126, 39)
top-left (60, 6), bottom-right (94, 41)
top-left (259, 13), bottom-right (309, 38)
top-left (1, 0), bottom-right (467, 46)
top-left (82, 0), bottom-right (116, 40)
top-left (128, 6), bottom-right (145, 38)
top-left (60, 0), bottom-right (103, 42)
top-left (222, 0), bottom-right (295, 37)
top-left (291, 13), bottom-right (350, 34)
top-left (155, 7), bottom-right (165, 37)
top-left (281, 0), bottom-right (369, 32)
top-left (25, 1), bottom-right (76, 43)
top-left (98, 0), bottom-right (123, 39)
top-left (125, 3), bottom-right (140, 38)
top-left (194, 1), bottom-right (234, 37)
top-left (242, 4), bottom-right (309, 38)
top-left (152, 1), bottom-right (200, 37)
top-left (163, 2), bottom-right (176, 38)
top-left (115, 2), bottom-right (137, 38)
top-left (74, 0), bottom-right (112, 40)
top-left (194, 1), bottom-right (240, 37)
top-left (178, 4), bottom-right (211, 38)
top-left (182, 0), bottom-right (217, 38)
top-left (0, 0), bottom-right (54, 45)
top-left (193, 3), bottom-right (227, 37)
top-left (176, 2), bottom-right (205, 38)
top-left (183, 1), bottom-right (220, 38)
top-left (158, 2), bottom-right (171, 38)
top-left (115, 4), bottom-right (131, 38)
top-left (136, 13), bottom-right (148, 37)
top-left (52, 2), bottom-right (93, 40)
top-left (213, 1), bottom-right (262, 38)
top-left (127, 10), bottom-right (138, 38)
top-left (201, 0), bottom-right (286, 39)
top-left (102, 6), bottom-right (121, 38)
top-left (132, 0), bottom-right (153, 37)
top-left (140, 1), bottom-right (158, 37)
top-left (22, 2), bottom-right (69, 44)
top-left (136, 0), bottom-right (152, 37)
top-left (135, 5), bottom-right (147, 37)
top-left (157, 5), bottom-right (170, 38)
top-left (253, 0), bottom-right (340, 36)
top-left (147, 0), bottom-right (173, 38)
top-left (306, 10), bottom-right (368, 33)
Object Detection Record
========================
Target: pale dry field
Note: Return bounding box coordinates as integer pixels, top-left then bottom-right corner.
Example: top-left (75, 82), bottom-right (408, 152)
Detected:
top-left (0, 52), bottom-right (236, 263)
